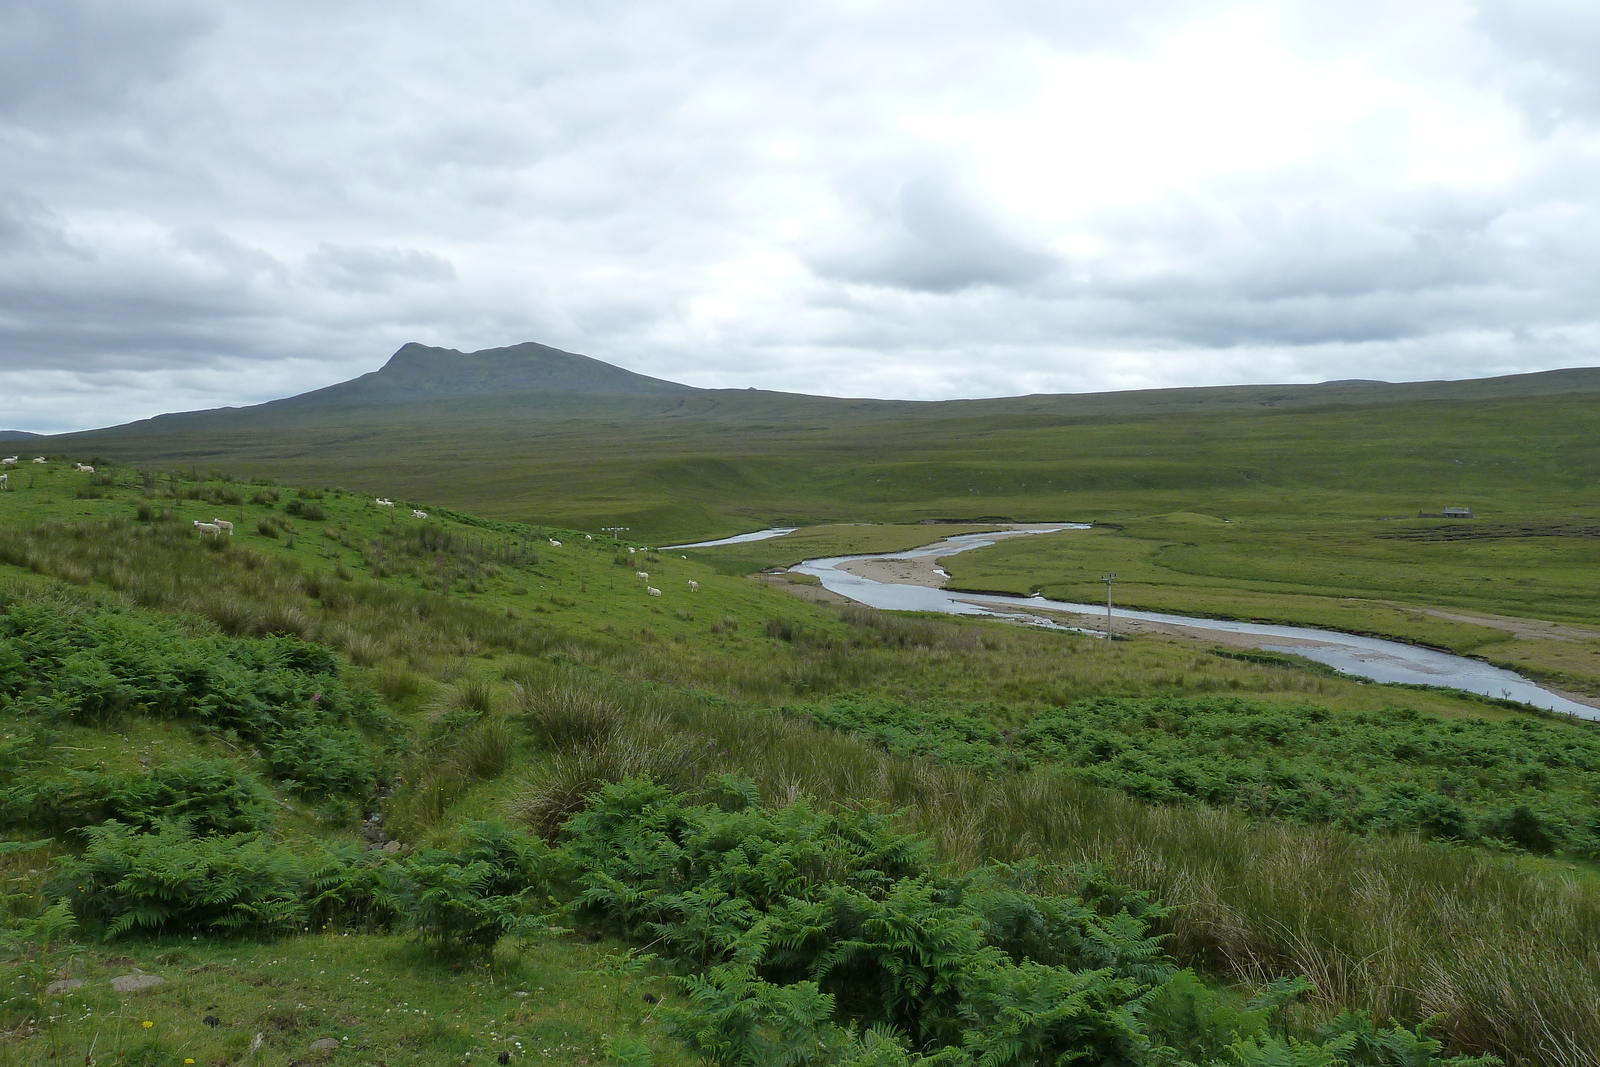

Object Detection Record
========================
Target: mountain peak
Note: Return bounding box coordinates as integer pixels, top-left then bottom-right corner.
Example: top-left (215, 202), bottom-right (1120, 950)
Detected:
top-left (267, 341), bottom-right (696, 410)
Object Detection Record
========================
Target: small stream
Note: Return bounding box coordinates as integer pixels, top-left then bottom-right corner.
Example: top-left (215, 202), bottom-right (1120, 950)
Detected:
top-left (771, 526), bottom-right (1600, 720)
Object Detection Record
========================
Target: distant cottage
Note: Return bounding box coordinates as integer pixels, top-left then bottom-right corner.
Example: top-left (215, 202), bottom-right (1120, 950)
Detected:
top-left (1417, 506), bottom-right (1474, 518)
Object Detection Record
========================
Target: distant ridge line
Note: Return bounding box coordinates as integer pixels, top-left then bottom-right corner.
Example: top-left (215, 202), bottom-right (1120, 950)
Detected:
top-left (262, 340), bottom-right (696, 411)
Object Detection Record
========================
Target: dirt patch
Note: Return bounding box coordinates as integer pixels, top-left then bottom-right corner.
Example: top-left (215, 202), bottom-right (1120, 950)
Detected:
top-left (1400, 606), bottom-right (1600, 643)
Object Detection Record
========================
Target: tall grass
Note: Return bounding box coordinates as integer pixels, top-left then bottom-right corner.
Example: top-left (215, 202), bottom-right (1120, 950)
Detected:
top-left (0, 520), bottom-right (568, 665)
top-left (507, 666), bottom-right (1600, 1067)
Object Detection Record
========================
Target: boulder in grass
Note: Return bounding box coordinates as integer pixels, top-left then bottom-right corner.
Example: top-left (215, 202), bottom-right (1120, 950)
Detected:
top-left (110, 972), bottom-right (165, 992)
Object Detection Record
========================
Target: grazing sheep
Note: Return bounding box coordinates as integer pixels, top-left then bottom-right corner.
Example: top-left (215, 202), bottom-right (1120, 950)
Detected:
top-left (585, 534), bottom-right (593, 540)
top-left (210, 519), bottom-right (234, 534)
top-left (32, 456), bottom-right (45, 464)
top-left (549, 539), bottom-right (562, 547)
top-left (647, 587), bottom-right (661, 597)
top-left (0, 473), bottom-right (8, 490)
top-left (627, 547), bottom-right (636, 554)
top-left (1, 457), bottom-right (16, 466)
top-left (74, 463), bottom-right (94, 473)
top-left (636, 571), bottom-right (648, 580)
top-left (193, 521), bottom-right (222, 536)
top-left (375, 498), bottom-right (394, 507)
top-left (412, 509), bottom-right (427, 519)
top-left (688, 580), bottom-right (699, 592)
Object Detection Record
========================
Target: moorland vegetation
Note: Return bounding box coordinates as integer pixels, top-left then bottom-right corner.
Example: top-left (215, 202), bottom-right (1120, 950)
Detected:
top-left (0, 459), bottom-right (1596, 1065)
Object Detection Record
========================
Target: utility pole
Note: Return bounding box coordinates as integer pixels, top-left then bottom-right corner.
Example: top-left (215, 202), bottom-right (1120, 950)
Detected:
top-left (1101, 573), bottom-right (1117, 640)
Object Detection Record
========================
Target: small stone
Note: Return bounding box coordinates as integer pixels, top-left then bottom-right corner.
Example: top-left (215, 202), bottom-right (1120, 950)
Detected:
top-left (45, 978), bottom-right (85, 995)
top-left (382, 840), bottom-right (403, 853)
top-left (111, 973), bottom-right (166, 992)
top-left (309, 1037), bottom-right (340, 1051)
top-left (512, 990), bottom-right (529, 998)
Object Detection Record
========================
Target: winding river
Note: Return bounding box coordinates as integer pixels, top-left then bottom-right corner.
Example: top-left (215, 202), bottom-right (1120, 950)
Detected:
top-left (677, 525), bottom-right (1600, 720)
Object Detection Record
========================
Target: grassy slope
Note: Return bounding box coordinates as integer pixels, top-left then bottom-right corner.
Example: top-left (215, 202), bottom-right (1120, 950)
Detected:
top-left (6, 465), bottom-right (1600, 1062)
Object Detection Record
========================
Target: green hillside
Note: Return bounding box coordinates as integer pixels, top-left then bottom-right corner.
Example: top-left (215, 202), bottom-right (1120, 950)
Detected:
top-left (2, 464), bottom-right (1595, 1065)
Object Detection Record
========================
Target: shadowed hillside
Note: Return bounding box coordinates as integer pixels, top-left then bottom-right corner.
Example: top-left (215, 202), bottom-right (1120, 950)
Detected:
top-left (265, 340), bottom-right (697, 408)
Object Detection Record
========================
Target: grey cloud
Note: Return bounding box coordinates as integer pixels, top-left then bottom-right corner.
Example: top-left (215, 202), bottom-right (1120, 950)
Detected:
top-left (1475, 0), bottom-right (1600, 125)
top-left (305, 244), bottom-right (457, 294)
top-left (0, 196), bottom-right (79, 257)
top-left (808, 175), bottom-right (1057, 293)
top-left (0, 0), bottom-right (216, 122)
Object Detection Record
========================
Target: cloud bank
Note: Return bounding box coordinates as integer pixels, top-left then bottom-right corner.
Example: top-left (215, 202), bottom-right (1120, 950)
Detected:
top-left (2, 0), bottom-right (1599, 430)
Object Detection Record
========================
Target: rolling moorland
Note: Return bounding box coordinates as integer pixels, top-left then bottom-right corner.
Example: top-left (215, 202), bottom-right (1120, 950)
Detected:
top-left (1, 344), bottom-right (1598, 1065)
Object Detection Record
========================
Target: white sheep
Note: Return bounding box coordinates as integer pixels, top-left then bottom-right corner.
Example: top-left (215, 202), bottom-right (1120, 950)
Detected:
top-left (627, 547), bottom-right (636, 554)
top-left (688, 580), bottom-right (699, 592)
top-left (210, 519), bottom-right (234, 534)
top-left (74, 463), bottom-right (94, 473)
top-left (0, 473), bottom-right (8, 490)
top-left (412, 509), bottom-right (427, 519)
top-left (585, 534), bottom-right (593, 540)
top-left (193, 521), bottom-right (222, 536)
top-left (549, 539), bottom-right (562, 547)
top-left (636, 571), bottom-right (648, 580)
top-left (375, 498), bottom-right (394, 507)
top-left (1, 457), bottom-right (16, 466)
top-left (647, 587), bottom-right (661, 597)
top-left (31, 456), bottom-right (45, 464)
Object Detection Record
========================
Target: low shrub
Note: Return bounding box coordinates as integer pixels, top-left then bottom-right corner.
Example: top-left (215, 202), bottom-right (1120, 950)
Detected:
top-left (382, 821), bottom-right (551, 951)
top-left (53, 822), bottom-right (309, 937)
top-left (555, 777), bottom-right (1492, 1067)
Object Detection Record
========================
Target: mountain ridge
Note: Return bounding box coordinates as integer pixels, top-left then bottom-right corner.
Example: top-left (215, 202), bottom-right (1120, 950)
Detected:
top-left (262, 341), bottom-right (696, 411)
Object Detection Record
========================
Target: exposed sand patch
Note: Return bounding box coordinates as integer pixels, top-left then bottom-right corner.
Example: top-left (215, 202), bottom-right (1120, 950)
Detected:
top-left (835, 556), bottom-right (949, 587)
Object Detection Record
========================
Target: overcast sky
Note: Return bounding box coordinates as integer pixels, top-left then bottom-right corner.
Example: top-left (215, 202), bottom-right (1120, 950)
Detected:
top-left (3, 0), bottom-right (1599, 432)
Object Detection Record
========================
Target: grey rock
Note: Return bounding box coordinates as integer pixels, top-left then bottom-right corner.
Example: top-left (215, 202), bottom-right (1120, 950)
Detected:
top-left (45, 978), bottom-right (86, 994)
top-left (383, 839), bottom-right (403, 853)
top-left (309, 1037), bottom-right (341, 1051)
top-left (110, 973), bottom-right (165, 992)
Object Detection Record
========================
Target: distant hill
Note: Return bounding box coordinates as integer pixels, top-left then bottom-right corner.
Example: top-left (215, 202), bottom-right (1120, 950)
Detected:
top-left (264, 341), bottom-right (696, 410)
top-left (0, 430), bottom-right (42, 442)
top-left (39, 343), bottom-right (1600, 541)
